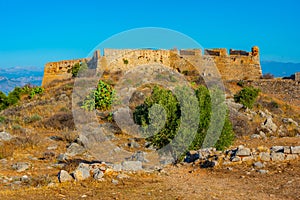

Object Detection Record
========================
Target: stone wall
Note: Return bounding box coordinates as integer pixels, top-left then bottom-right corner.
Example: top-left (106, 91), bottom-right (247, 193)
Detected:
top-left (295, 72), bottom-right (300, 81)
top-left (42, 46), bottom-right (263, 87)
top-left (42, 58), bottom-right (89, 87)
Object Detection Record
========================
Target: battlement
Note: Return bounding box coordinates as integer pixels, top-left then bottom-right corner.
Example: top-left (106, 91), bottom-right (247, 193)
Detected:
top-left (42, 46), bottom-right (263, 87)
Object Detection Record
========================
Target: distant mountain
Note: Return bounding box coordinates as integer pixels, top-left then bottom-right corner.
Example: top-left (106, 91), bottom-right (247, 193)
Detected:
top-left (0, 66), bottom-right (43, 94)
top-left (261, 61), bottom-right (300, 77)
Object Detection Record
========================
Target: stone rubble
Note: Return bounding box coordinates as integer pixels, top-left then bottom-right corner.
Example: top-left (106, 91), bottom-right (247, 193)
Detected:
top-left (185, 145), bottom-right (300, 169)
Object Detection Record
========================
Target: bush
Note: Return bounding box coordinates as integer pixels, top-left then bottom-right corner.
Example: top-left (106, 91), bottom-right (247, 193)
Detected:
top-left (81, 80), bottom-right (116, 111)
top-left (72, 62), bottom-right (88, 77)
top-left (134, 85), bottom-right (235, 159)
top-left (0, 86), bottom-right (44, 111)
top-left (234, 86), bottom-right (260, 109)
top-left (237, 80), bottom-right (245, 87)
top-left (24, 114), bottom-right (42, 124)
top-left (0, 91), bottom-right (8, 111)
top-left (29, 87), bottom-right (44, 99)
top-left (134, 86), bottom-right (180, 149)
top-left (7, 87), bottom-right (22, 106)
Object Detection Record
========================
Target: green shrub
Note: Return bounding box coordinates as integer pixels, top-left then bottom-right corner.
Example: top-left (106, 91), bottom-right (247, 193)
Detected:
top-left (7, 87), bottom-right (22, 106)
top-left (72, 62), bottom-right (88, 77)
top-left (81, 80), bottom-right (116, 111)
top-left (123, 59), bottom-right (129, 65)
top-left (134, 85), bottom-right (235, 159)
top-left (134, 86), bottom-right (180, 149)
top-left (237, 80), bottom-right (245, 87)
top-left (29, 87), bottom-right (44, 99)
top-left (234, 86), bottom-right (260, 109)
top-left (24, 114), bottom-right (42, 124)
top-left (0, 91), bottom-right (8, 111)
top-left (0, 116), bottom-right (5, 124)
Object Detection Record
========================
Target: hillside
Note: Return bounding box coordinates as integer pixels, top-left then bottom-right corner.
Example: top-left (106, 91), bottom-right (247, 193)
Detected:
top-left (0, 77), bottom-right (299, 199)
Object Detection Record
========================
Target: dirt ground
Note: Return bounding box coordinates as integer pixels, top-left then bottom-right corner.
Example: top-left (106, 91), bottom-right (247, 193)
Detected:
top-left (1, 136), bottom-right (300, 200)
top-left (0, 160), bottom-right (299, 200)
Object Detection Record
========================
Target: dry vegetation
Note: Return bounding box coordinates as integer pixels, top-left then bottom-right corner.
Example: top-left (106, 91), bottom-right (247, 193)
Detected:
top-left (0, 78), bottom-right (299, 199)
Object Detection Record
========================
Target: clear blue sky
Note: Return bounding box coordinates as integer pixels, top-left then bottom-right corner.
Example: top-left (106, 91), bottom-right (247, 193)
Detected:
top-left (0, 0), bottom-right (300, 69)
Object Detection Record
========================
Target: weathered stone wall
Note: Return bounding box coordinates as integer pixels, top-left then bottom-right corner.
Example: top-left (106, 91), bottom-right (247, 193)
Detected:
top-left (295, 72), bottom-right (300, 81)
top-left (42, 58), bottom-right (89, 87)
top-left (42, 46), bottom-right (263, 87)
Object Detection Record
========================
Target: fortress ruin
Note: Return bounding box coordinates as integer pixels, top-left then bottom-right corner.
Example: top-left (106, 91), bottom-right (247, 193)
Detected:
top-left (42, 47), bottom-right (262, 87)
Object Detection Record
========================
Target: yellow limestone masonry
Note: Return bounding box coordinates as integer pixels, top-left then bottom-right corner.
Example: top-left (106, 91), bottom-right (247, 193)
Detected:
top-left (42, 46), bottom-right (262, 87)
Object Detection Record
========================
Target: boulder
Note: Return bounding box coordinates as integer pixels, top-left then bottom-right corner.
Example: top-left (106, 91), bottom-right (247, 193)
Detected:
top-left (236, 147), bottom-right (251, 156)
top-left (72, 163), bottom-right (91, 181)
top-left (270, 146), bottom-right (284, 153)
top-left (58, 170), bottom-right (73, 183)
top-left (121, 161), bottom-right (143, 171)
top-left (66, 143), bottom-right (85, 157)
top-left (286, 154), bottom-right (298, 160)
top-left (262, 117), bottom-right (277, 132)
top-left (271, 152), bottom-right (285, 162)
top-left (11, 162), bottom-right (29, 172)
top-left (291, 146), bottom-right (300, 154)
top-left (259, 152), bottom-right (270, 162)
top-left (253, 161), bottom-right (264, 168)
top-left (0, 132), bottom-right (13, 141)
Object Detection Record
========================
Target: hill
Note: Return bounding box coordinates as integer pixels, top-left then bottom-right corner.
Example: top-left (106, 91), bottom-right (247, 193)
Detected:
top-left (0, 77), bottom-right (299, 199)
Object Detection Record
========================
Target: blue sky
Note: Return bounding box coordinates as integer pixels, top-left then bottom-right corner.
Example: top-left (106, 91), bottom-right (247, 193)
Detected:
top-left (0, 0), bottom-right (300, 69)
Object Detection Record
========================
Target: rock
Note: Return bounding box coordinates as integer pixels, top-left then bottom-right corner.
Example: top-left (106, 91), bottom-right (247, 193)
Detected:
top-left (259, 131), bottom-right (266, 138)
top-left (231, 156), bottom-right (241, 162)
top-left (66, 143), bottom-right (85, 157)
top-left (101, 123), bottom-right (120, 139)
top-left (257, 169), bottom-right (268, 174)
top-left (250, 134), bottom-right (261, 139)
top-left (284, 146), bottom-right (291, 154)
top-left (92, 169), bottom-right (104, 181)
top-left (200, 160), bottom-right (218, 168)
top-left (271, 152), bottom-right (285, 161)
top-left (258, 110), bottom-right (266, 118)
top-left (262, 117), bottom-right (277, 132)
top-left (0, 132), bottom-right (13, 141)
top-left (257, 146), bottom-right (269, 152)
top-left (121, 161), bottom-right (143, 171)
top-left (112, 163), bottom-right (122, 171)
top-left (58, 170), bottom-right (73, 183)
top-left (184, 150), bottom-right (200, 163)
top-left (47, 145), bottom-right (58, 150)
top-left (72, 163), bottom-right (91, 181)
top-left (286, 154), bottom-right (298, 160)
top-left (282, 118), bottom-right (298, 126)
top-left (128, 138), bottom-right (140, 148)
top-left (56, 154), bottom-right (69, 162)
top-left (270, 146), bottom-right (284, 153)
top-left (21, 175), bottom-right (30, 183)
top-left (242, 156), bottom-right (253, 162)
top-left (126, 151), bottom-right (148, 162)
top-left (11, 162), bottom-right (29, 172)
top-left (236, 147), bottom-right (251, 156)
top-left (259, 152), bottom-right (270, 162)
top-left (291, 146), bottom-right (300, 154)
top-left (253, 161), bottom-right (264, 168)
top-left (112, 179), bottom-right (119, 185)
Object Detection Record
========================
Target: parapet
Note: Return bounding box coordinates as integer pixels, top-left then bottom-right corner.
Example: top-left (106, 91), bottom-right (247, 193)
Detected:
top-left (204, 48), bottom-right (228, 56)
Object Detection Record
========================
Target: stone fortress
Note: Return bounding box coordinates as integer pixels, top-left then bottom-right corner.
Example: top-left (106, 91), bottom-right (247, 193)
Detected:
top-left (42, 46), bottom-right (263, 87)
